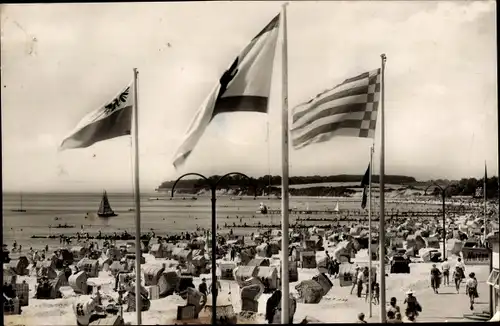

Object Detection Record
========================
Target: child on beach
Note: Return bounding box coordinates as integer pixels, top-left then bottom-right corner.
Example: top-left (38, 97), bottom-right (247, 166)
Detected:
top-left (388, 297), bottom-right (401, 315)
top-left (356, 313), bottom-right (367, 323)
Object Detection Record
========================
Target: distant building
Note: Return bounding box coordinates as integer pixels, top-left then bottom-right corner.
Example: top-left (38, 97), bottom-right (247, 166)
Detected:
top-left (486, 231), bottom-right (500, 321)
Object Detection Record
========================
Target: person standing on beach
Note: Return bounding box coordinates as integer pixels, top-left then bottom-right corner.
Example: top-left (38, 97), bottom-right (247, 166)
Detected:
top-left (441, 258), bottom-right (450, 286)
top-left (266, 289), bottom-right (281, 324)
top-left (332, 259), bottom-right (340, 278)
top-left (372, 283), bottom-right (380, 305)
top-left (356, 267), bottom-right (367, 298)
top-left (230, 248), bottom-right (236, 261)
top-left (209, 279), bottom-right (222, 297)
top-left (465, 272), bottom-right (479, 311)
top-left (198, 278), bottom-right (208, 296)
top-left (350, 266), bottom-right (360, 295)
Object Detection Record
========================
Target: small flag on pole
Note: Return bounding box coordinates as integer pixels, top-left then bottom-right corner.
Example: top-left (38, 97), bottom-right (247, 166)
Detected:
top-left (172, 14), bottom-right (280, 168)
top-left (361, 163), bottom-right (370, 209)
top-left (60, 84), bottom-right (133, 150)
top-left (291, 69), bottom-right (381, 149)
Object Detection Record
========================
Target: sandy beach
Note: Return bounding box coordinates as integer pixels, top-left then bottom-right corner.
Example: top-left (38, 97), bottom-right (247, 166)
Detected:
top-left (3, 248), bottom-right (491, 325)
top-left (3, 191), bottom-right (497, 325)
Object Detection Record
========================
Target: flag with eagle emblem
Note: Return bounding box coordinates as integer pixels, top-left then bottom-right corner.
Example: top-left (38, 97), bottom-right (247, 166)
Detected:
top-left (60, 83), bottom-right (133, 150)
top-left (172, 14), bottom-right (280, 168)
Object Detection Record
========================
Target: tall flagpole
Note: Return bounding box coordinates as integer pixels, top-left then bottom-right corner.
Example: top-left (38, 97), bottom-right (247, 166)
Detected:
top-left (483, 161), bottom-right (487, 241)
top-left (280, 3), bottom-right (290, 324)
top-left (379, 54), bottom-right (387, 323)
top-left (132, 68), bottom-right (142, 325)
top-left (368, 144), bottom-right (373, 317)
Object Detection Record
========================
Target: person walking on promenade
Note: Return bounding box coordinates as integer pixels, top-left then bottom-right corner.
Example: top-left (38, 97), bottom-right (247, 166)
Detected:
top-left (453, 265), bottom-right (464, 293)
top-left (465, 272), bottom-right (479, 311)
top-left (404, 290), bottom-right (422, 321)
top-left (441, 258), bottom-right (450, 286)
top-left (454, 257), bottom-right (466, 290)
top-left (430, 264), bottom-right (442, 294)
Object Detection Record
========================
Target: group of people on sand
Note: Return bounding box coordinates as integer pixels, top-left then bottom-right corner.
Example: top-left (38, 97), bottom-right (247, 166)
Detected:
top-left (429, 257), bottom-right (479, 310)
top-left (349, 266), bottom-right (380, 304)
top-left (357, 292), bottom-right (422, 323)
top-left (11, 241), bottom-right (23, 253)
top-left (26, 244), bottom-right (49, 263)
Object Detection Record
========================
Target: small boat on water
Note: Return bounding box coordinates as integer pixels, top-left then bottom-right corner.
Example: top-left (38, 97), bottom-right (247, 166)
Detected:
top-left (54, 223), bottom-right (75, 229)
top-left (97, 191), bottom-right (117, 218)
top-left (168, 196), bottom-right (198, 201)
top-left (334, 201), bottom-right (340, 212)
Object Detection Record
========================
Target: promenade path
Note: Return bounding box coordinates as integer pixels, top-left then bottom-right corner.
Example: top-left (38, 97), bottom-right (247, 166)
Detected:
top-left (363, 262), bottom-right (491, 323)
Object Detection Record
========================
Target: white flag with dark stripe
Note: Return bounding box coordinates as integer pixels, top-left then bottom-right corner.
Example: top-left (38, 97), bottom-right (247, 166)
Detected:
top-left (172, 14), bottom-right (280, 168)
top-left (60, 84), bottom-right (133, 150)
top-left (291, 69), bottom-right (381, 149)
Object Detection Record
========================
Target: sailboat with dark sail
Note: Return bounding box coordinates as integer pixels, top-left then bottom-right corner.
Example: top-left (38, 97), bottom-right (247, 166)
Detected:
top-left (97, 191), bottom-right (117, 218)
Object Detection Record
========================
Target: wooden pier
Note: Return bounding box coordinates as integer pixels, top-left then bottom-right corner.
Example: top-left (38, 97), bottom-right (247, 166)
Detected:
top-left (264, 209), bottom-right (447, 218)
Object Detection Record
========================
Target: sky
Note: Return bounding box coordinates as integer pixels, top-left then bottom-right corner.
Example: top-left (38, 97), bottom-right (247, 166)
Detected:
top-left (1, 1), bottom-right (497, 193)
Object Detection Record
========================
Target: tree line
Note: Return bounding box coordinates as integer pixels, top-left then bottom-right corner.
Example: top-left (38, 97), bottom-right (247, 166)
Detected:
top-left (158, 174), bottom-right (415, 194)
top-left (158, 174), bottom-right (498, 198)
top-left (435, 176), bottom-right (499, 199)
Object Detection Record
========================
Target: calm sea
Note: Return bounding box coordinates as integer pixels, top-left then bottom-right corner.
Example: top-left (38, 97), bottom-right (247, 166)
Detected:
top-left (2, 192), bottom-right (440, 251)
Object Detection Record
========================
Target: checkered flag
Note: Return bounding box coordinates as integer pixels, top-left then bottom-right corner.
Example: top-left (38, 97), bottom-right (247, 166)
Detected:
top-left (291, 68), bottom-right (381, 149)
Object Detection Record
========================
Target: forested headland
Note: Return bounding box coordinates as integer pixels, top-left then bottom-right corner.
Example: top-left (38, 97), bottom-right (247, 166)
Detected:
top-left (158, 174), bottom-right (499, 198)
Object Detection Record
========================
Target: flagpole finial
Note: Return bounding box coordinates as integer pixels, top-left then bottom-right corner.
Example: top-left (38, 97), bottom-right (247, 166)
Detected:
top-left (381, 53), bottom-right (387, 61)
top-left (282, 2), bottom-right (289, 8)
